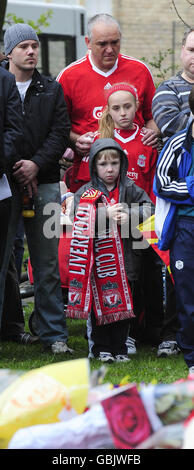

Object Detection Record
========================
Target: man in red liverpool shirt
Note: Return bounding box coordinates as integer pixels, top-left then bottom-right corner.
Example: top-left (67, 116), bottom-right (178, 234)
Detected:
top-left (57, 13), bottom-right (159, 192)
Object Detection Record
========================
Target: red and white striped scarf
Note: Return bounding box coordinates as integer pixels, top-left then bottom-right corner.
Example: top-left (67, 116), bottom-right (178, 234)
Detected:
top-left (66, 188), bottom-right (134, 325)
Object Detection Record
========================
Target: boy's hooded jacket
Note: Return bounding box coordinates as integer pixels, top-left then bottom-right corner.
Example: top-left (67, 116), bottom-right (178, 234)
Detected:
top-left (73, 138), bottom-right (154, 280)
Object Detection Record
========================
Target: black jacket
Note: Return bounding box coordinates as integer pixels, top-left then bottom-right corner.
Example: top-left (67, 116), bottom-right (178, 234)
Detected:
top-left (1, 61), bottom-right (70, 184)
top-left (18, 68), bottom-right (70, 184)
top-left (74, 138), bottom-right (155, 280)
top-left (0, 63), bottom-right (23, 177)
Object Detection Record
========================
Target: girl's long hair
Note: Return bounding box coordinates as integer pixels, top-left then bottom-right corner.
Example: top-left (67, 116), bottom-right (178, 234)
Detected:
top-left (98, 105), bottom-right (115, 138)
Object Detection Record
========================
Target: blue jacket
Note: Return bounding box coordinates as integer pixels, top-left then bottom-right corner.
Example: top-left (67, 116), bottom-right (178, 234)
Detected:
top-left (153, 121), bottom-right (194, 250)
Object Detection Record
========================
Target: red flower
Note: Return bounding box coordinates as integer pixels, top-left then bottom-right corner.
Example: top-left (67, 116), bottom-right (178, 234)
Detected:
top-left (102, 385), bottom-right (152, 449)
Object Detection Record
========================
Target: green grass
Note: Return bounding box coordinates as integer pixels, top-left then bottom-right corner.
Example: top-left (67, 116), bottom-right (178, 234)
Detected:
top-left (0, 301), bottom-right (188, 385)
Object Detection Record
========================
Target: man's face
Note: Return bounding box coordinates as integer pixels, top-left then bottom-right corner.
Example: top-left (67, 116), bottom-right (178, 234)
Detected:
top-left (181, 31), bottom-right (194, 82)
top-left (8, 39), bottom-right (39, 73)
top-left (85, 22), bottom-right (121, 72)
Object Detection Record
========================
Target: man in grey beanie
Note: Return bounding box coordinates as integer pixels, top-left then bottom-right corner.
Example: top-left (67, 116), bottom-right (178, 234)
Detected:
top-left (1, 23), bottom-right (72, 354)
top-left (4, 24), bottom-right (40, 189)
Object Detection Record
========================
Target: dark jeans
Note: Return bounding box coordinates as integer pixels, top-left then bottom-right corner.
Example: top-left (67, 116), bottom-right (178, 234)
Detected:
top-left (160, 269), bottom-right (179, 342)
top-left (170, 216), bottom-right (194, 367)
top-left (130, 247), bottom-right (164, 345)
top-left (0, 197), bottom-right (11, 268)
top-left (14, 216), bottom-right (25, 282)
top-left (0, 197), bottom-right (11, 329)
top-left (1, 252), bottom-right (25, 339)
top-left (0, 181), bottom-right (68, 347)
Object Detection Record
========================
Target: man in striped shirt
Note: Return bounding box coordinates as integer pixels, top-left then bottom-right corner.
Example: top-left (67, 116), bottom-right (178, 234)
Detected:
top-left (152, 28), bottom-right (194, 145)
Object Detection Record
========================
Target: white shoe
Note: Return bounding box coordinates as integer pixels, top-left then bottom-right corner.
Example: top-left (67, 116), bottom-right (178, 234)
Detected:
top-left (98, 352), bottom-right (115, 363)
top-left (157, 341), bottom-right (180, 357)
top-left (51, 341), bottom-right (74, 354)
top-left (115, 354), bottom-right (131, 363)
top-left (189, 366), bottom-right (194, 376)
top-left (126, 336), bottom-right (137, 355)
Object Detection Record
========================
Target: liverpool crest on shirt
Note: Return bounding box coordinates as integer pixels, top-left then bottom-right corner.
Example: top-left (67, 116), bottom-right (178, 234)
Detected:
top-left (137, 154), bottom-right (146, 167)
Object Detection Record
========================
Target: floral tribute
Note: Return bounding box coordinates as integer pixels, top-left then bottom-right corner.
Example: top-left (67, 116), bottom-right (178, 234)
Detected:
top-left (101, 384), bottom-right (152, 449)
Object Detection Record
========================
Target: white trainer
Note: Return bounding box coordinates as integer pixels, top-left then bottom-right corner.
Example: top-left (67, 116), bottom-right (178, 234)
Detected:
top-left (98, 352), bottom-right (115, 363)
top-left (157, 341), bottom-right (180, 358)
top-left (51, 341), bottom-right (74, 354)
top-left (189, 366), bottom-right (194, 376)
top-left (115, 354), bottom-right (131, 363)
top-left (126, 336), bottom-right (137, 355)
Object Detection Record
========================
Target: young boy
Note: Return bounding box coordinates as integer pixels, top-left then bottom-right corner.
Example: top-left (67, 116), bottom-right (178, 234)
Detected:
top-left (97, 83), bottom-right (164, 352)
top-left (154, 87), bottom-right (194, 375)
top-left (67, 138), bottom-right (154, 362)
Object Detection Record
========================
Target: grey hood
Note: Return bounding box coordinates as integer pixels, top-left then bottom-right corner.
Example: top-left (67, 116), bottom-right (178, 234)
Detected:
top-left (89, 138), bottom-right (128, 199)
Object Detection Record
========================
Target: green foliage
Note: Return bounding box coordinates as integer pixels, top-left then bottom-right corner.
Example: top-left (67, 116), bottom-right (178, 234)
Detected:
top-left (141, 48), bottom-right (178, 86)
top-left (4, 10), bottom-right (53, 33)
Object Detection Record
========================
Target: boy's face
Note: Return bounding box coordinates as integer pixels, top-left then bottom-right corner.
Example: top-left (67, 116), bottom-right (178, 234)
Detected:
top-left (95, 153), bottom-right (121, 190)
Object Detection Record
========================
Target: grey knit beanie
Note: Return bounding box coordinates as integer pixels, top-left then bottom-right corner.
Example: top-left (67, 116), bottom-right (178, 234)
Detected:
top-left (4, 23), bottom-right (39, 55)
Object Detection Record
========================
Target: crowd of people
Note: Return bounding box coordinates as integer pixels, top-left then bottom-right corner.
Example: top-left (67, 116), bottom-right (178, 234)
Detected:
top-left (0, 14), bottom-right (194, 374)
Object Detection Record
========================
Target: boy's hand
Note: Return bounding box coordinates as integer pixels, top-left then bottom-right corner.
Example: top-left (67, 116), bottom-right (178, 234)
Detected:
top-left (106, 203), bottom-right (122, 220)
top-left (116, 211), bottom-right (128, 225)
top-left (107, 203), bottom-right (128, 224)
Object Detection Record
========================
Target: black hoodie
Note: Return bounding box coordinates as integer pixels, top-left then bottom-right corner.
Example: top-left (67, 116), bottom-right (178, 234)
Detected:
top-left (73, 138), bottom-right (154, 280)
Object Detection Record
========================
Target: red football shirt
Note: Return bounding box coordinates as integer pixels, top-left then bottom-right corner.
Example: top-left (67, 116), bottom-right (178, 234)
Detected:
top-left (57, 53), bottom-right (155, 191)
top-left (113, 126), bottom-right (157, 203)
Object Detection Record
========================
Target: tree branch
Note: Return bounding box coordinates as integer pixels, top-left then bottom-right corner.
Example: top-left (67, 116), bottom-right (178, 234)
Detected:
top-left (171, 0), bottom-right (191, 28)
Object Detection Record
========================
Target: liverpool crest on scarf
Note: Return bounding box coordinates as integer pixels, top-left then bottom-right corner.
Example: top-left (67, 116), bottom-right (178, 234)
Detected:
top-left (66, 188), bottom-right (134, 325)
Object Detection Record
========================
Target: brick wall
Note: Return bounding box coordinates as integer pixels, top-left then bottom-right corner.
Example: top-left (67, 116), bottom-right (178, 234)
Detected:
top-left (112, 0), bottom-right (192, 84)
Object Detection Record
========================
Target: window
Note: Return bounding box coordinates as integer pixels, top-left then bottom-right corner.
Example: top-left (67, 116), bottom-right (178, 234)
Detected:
top-left (38, 34), bottom-right (76, 78)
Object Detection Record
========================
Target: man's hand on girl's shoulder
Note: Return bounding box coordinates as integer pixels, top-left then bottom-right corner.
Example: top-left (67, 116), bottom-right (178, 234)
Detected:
top-left (141, 127), bottom-right (159, 148)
